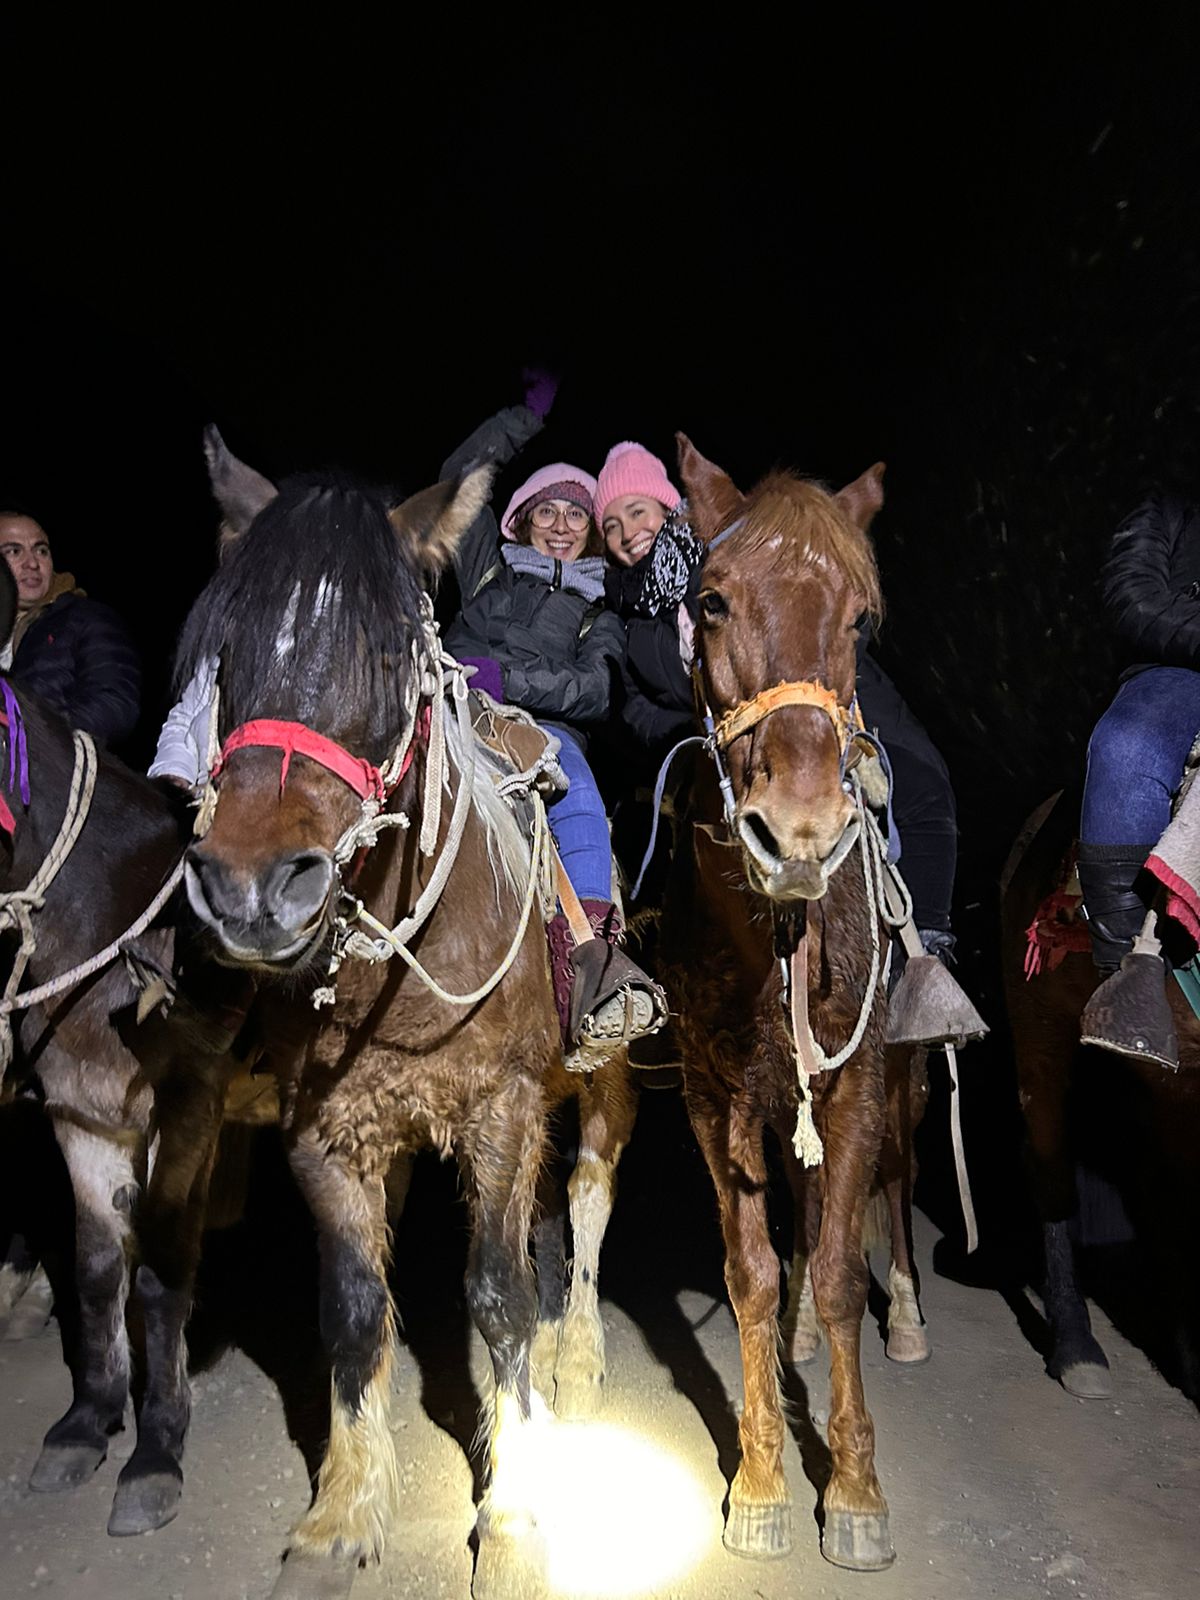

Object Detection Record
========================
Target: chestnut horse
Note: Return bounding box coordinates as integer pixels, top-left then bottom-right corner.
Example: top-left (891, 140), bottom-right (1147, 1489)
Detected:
top-left (659, 438), bottom-right (917, 1571)
top-left (1001, 790), bottom-right (1200, 1399)
top-left (0, 560), bottom-right (249, 1536)
top-left (179, 435), bottom-right (634, 1600)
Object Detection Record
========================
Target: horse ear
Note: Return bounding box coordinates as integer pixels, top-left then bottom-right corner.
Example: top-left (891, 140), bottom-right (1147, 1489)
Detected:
top-left (203, 426), bottom-right (278, 538)
top-left (676, 433), bottom-right (746, 544)
top-left (834, 463), bottom-right (886, 531)
top-left (388, 465), bottom-right (494, 576)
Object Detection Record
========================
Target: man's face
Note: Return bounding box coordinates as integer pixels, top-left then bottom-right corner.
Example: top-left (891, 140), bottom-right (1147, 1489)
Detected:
top-left (0, 516), bottom-right (54, 610)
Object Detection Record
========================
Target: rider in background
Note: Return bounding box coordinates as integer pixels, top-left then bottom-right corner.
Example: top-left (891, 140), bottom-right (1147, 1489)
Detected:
top-left (0, 508), bottom-right (141, 748)
top-left (1077, 487), bottom-right (1200, 1068)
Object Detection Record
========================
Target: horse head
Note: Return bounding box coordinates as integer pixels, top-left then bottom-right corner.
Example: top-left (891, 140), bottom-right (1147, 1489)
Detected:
top-left (182, 428), bottom-right (490, 969)
top-left (678, 434), bottom-right (885, 901)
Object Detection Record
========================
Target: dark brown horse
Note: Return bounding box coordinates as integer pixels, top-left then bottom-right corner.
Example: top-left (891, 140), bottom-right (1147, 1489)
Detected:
top-left (179, 436), bottom-right (634, 1600)
top-left (0, 560), bottom-right (250, 1537)
top-left (658, 438), bottom-right (921, 1571)
top-left (1001, 790), bottom-right (1200, 1399)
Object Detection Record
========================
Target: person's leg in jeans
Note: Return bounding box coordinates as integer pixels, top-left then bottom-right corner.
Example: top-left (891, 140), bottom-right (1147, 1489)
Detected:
top-left (1078, 666), bottom-right (1200, 1067)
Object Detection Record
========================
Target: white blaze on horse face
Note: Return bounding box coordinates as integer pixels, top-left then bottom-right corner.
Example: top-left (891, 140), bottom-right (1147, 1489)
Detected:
top-left (274, 577), bottom-right (341, 661)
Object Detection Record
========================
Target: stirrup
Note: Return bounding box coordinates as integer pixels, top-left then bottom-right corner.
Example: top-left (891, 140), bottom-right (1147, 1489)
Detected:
top-left (885, 954), bottom-right (988, 1048)
top-left (564, 940), bottom-right (668, 1071)
top-left (1080, 950), bottom-right (1179, 1070)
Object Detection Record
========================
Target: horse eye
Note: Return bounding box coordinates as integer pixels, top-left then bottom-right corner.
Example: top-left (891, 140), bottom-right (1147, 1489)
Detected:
top-left (851, 609), bottom-right (868, 632)
top-left (700, 590), bottom-right (728, 620)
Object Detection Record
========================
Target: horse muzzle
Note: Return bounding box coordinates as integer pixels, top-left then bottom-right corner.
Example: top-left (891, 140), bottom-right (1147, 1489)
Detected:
top-left (736, 803), bottom-right (861, 901)
top-left (184, 845), bottom-right (336, 968)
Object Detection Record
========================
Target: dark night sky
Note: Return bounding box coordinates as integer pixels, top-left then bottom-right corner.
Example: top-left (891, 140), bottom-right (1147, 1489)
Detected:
top-left (5, 6), bottom-right (1200, 883)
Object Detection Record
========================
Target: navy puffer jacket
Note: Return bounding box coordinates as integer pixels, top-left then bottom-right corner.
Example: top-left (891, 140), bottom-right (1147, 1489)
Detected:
top-left (12, 591), bottom-right (141, 747)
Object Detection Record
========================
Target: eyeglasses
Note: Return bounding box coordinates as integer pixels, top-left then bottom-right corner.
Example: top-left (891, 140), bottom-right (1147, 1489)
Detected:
top-left (530, 501), bottom-right (591, 532)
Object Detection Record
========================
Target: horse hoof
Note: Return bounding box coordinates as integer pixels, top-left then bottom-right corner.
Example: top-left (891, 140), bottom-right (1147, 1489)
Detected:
top-left (269, 1549), bottom-right (358, 1600)
top-left (723, 1500), bottom-right (792, 1559)
top-left (3, 1268), bottom-right (54, 1340)
top-left (472, 1524), bottom-right (547, 1600)
top-left (552, 1370), bottom-right (604, 1420)
top-left (785, 1329), bottom-right (821, 1365)
top-left (29, 1442), bottom-right (106, 1493)
top-left (821, 1509), bottom-right (895, 1570)
top-left (107, 1470), bottom-right (183, 1536)
top-left (1058, 1360), bottom-right (1113, 1399)
top-left (886, 1326), bottom-right (931, 1364)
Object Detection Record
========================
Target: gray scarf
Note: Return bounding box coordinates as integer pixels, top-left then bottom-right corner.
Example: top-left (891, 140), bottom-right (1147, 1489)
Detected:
top-left (501, 544), bottom-right (606, 604)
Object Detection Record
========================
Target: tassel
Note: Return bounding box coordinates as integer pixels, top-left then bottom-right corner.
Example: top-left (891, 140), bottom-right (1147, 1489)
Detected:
top-left (792, 1069), bottom-right (825, 1169)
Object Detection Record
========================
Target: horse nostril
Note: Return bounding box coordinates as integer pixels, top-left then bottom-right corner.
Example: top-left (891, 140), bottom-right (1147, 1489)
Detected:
top-left (185, 852), bottom-right (244, 923)
top-left (265, 851), bottom-right (334, 931)
top-left (740, 810), bottom-right (783, 865)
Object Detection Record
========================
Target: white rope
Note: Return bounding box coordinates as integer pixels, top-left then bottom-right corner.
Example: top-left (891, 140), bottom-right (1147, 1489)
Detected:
top-left (341, 795), bottom-right (548, 1008)
top-left (784, 772), bottom-right (897, 1165)
top-left (0, 731), bottom-right (183, 1065)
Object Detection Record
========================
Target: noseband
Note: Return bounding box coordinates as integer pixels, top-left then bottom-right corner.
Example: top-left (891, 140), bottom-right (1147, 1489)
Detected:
top-left (711, 677), bottom-right (862, 762)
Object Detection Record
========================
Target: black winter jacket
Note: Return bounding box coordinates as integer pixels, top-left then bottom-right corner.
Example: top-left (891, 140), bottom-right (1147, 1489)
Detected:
top-left (440, 408), bottom-right (625, 731)
top-left (1103, 489), bottom-right (1200, 675)
top-left (12, 591), bottom-right (141, 747)
top-left (604, 558), bottom-right (694, 775)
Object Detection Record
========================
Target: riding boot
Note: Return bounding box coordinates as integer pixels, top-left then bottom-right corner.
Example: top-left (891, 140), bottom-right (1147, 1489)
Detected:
top-left (1076, 846), bottom-right (1178, 1070)
top-left (546, 899), bottom-right (668, 1072)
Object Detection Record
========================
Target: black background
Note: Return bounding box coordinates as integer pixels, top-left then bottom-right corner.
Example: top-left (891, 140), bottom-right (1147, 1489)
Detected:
top-left (5, 6), bottom-right (1200, 1262)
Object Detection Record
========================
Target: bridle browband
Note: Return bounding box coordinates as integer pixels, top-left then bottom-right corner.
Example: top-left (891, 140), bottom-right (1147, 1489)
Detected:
top-left (211, 719), bottom-right (397, 803)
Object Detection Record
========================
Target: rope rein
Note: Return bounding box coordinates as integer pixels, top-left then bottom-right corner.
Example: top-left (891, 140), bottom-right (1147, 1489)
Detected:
top-left (0, 730), bottom-right (186, 1068)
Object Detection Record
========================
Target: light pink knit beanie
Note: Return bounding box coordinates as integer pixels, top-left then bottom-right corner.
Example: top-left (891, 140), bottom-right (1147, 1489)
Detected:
top-left (593, 441), bottom-right (681, 527)
top-left (500, 463), bottom-right (597, 541)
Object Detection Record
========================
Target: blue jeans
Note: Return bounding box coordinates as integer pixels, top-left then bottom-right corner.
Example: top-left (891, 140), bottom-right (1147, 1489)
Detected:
top-left (1081, 667), bottom-right (1200, 846)
top-left (546, 728), bottom-right (612, 903)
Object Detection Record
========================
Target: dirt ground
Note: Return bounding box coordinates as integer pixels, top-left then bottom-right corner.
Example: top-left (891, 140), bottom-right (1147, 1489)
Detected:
top-left (1, 1092), bottom-right (1197, 1600)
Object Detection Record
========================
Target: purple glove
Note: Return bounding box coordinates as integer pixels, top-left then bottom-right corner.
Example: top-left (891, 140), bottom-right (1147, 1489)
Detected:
top-left (459, 657), bottom-right (504, 702)
top-left (521, 365), bottom-right (559, 421)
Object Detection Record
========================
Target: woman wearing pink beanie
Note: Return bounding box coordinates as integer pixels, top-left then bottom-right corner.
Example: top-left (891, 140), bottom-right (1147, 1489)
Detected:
top-left (440, 398), bottom-right (666, 1068)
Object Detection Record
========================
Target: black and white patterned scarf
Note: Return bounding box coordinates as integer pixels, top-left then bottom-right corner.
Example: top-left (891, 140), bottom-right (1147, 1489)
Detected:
top-left (624, 504), bottom-right (704, 618)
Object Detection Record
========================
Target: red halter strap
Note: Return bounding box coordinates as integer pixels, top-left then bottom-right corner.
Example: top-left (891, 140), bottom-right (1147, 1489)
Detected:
top-left (212, 720), bottom-right (387, 800)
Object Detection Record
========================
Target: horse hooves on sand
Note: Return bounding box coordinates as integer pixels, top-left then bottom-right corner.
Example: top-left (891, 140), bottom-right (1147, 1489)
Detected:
top-left (471, 1525), bottom-right (548, 1600)
top-left (107, 1468), bottom-right (183, 1536)
top-left (821, 1509), bottom-right (896, 1570)
top-left (722, 1500), bottom-right (792, 1559)
top-left (885, 1325), bottom-right (931, 1363)
top-left (268, 1549), bottom-right (359, 1600)
top-left (28, 1442), bottom-right (107, 1493)
top-left (1057, 1359), bottom-right (1114, 1399)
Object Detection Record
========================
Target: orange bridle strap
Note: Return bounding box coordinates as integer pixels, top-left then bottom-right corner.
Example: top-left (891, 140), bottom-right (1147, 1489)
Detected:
top-left (712, 678), bottom-right (861, 752)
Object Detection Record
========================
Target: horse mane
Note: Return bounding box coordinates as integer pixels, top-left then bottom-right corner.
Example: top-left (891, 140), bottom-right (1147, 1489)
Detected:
top-left (736, 473), bottom-right (884, 626)
top-left (176, 474), bottom-right (427, 761)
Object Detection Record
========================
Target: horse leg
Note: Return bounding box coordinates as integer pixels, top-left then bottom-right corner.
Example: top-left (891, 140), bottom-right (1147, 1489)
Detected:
top-left (554, 1061), bottom-right (637, 1418)
top-left (270, 1130), bottom-right (398, 1600)
top-left (882, 1045), bottom-right (929, 1365)
top-left (107, 1067), bottom-right (228, 1536)
top-left (689, 1081), bottom-right (791, 1559)
top-left (810, 1073), bottom-right (895, 1571)
top-left (0, 1234), bottom-right (54, 1339)
top-left (530, 1158), bottom-right (567, 1407)
top-left (463, 1076), bottom-right (548, 1600)
top-left (1022, 1043), bottom-right (1111, 1396)
top-left (779, 1151), bottom-right (821, 1365)
top-left (30, 1121), bottom-right (135, 1493)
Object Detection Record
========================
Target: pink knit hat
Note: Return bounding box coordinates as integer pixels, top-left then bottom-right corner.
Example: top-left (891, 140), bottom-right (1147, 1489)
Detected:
top-left (593, 441), bottom-right (681, 527)
top-left (500, 463), bottom-right (598, 540)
